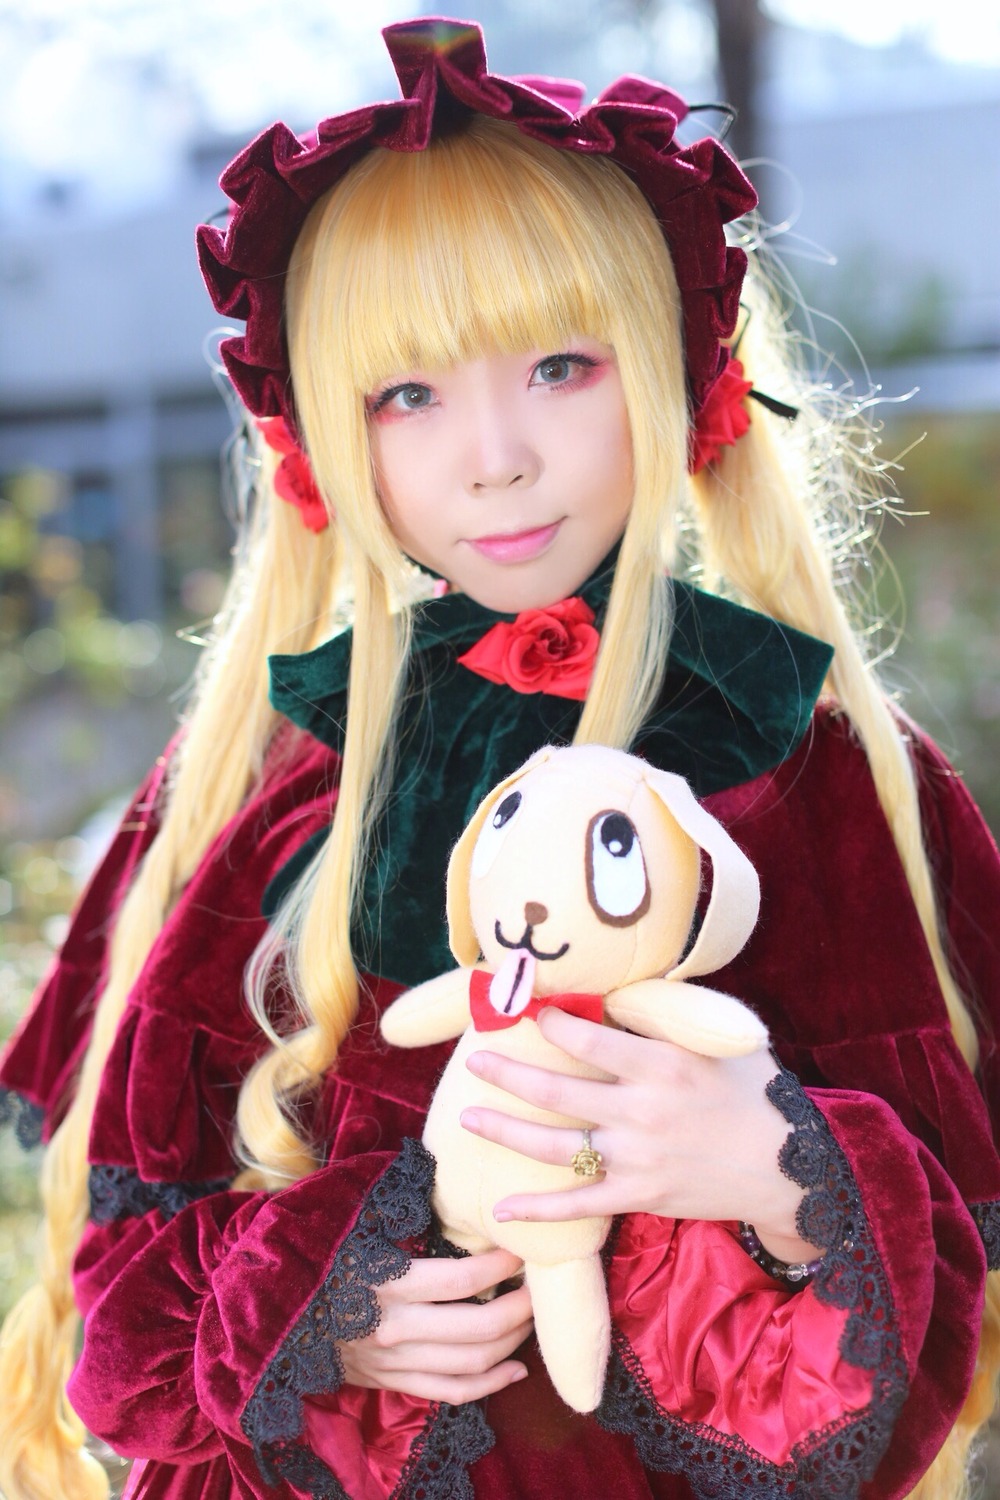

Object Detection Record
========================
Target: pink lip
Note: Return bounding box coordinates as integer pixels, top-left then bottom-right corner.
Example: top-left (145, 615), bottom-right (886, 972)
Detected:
top-left (467, 521), bottom-right (561, 563)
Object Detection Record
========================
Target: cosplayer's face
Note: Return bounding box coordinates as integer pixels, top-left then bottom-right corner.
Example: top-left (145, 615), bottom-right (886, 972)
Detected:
top-left (367, 339), bottom-right (633, 612)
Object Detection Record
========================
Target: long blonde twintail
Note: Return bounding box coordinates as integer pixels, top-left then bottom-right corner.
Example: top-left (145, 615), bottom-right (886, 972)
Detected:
top-left (237, 555), bottom-right (412, 1188)
top-left (691, 285), bottom-right (997, 1498)
top-left (0, 450), bottom-right (338, 1499)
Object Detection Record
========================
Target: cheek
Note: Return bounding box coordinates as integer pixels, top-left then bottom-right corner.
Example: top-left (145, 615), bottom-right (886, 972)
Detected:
top-left (564, 394), bottom-right (634, 510)
top-left (371, 445), bottom-right (426, 545)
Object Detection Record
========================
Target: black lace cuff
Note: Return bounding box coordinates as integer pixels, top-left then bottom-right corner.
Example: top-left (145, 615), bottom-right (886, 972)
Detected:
top-left (597, 1066), bottom-right (907, 1499)
top-left (88, 1164), bottom-right (233, 1224)
top-left (241, 1138), bottom-right (497, 1499)
top-left (969, 1200), bottom-right (1000, 1271)
top-left (0, 1086), bottom-right (45, 1150)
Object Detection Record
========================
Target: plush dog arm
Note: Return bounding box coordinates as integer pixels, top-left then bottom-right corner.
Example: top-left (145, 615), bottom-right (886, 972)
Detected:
top-left (380, 969), bottom-right (473, 1048)
top-left (604, 978), bottom-right (768, 1058)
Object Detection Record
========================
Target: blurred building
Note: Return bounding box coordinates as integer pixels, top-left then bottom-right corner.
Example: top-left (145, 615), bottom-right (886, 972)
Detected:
top-left (0, 142), bottom-right (237, 621)
top-left (760, 25), bottom-right (1000, 409)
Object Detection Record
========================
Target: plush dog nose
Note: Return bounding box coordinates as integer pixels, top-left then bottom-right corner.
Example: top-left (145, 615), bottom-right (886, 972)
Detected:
top-left (524, 901), bottom-right (548, 926)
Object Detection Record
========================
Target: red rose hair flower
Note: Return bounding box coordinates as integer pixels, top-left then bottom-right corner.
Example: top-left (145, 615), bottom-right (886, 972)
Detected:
top-left (688, 358), bottom-right (753, 474)
top-left (457, 597), bottom-right (600, 700)
top-left (255, 417), bottom-right (330, 533)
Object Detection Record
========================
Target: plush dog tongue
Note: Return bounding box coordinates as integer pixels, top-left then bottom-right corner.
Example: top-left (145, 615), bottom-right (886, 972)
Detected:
top-left (489, 949), bottom-right (537, 1018)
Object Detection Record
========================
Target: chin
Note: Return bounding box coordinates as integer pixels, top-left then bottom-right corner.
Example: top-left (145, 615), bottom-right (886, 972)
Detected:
top-left (459, 554), bottom-right (597, 615)
top-left (465, 574), bottom-right (581, 614)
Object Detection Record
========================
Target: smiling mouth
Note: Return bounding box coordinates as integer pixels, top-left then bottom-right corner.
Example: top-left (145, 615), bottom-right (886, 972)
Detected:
top-left (494, 919), bottom-right (569, 962)
top-left (467, 522), bottom-right (562, 564)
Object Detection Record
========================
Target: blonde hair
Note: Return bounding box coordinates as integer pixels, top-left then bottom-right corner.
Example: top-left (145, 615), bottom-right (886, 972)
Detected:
top-left (0, 114), bottom-right (993, 1499)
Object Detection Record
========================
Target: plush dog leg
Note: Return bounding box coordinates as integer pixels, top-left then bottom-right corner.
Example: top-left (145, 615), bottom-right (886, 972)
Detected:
top-left (523, 1257), bottom-right (610, 1413)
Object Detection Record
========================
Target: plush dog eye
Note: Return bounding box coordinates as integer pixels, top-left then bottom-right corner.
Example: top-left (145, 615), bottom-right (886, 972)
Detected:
top-left (492, 792), bottom-right (521, 828)
top-left (586, 810), bottom-right (650, 925)
top-left (471, 790), bottom-right (522, 877)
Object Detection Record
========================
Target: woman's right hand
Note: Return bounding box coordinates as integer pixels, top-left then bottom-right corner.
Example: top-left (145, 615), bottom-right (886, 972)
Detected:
top-left (338, 1247), bottom-right (533, 1402)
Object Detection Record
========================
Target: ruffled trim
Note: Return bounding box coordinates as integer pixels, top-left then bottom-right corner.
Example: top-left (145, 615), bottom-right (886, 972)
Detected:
top-left (88, 1165), bottom-right (233, 1225)
top-left (969, 1201), bottom-right (1000, 1271)
top-left (197, 17), bottom-right (755, 433)
top-left (0, 1085), bottom-right (44, 1150)
top-left (394, 1401), bottom-right (495, 1500)
top-left (242, 1138), bottom-right (447, 1494)
top-left (596, 1067), bottom-right (907, 1498)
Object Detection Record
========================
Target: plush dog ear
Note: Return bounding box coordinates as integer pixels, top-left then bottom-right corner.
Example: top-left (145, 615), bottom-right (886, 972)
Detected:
top-left (641, 767), bottom-right (760, 979)
top-left (445, 747), bottom-right (556, 965)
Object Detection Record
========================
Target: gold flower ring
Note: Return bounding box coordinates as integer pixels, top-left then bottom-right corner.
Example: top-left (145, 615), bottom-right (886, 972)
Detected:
top-left (571, 1127), bottom-right (603, 1177)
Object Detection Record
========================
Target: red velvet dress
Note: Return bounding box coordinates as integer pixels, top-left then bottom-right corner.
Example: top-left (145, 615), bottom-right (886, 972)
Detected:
top-left (3, 583), bottom-right (1000, 1500)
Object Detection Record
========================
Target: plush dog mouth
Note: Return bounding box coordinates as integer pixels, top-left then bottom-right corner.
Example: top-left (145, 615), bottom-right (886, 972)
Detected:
top-left (494, 920), bottom-right (569, 962)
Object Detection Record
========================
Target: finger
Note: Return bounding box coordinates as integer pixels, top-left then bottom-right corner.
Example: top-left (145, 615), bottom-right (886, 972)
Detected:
top-left (370, 1360), bottom-right (529, 1403)
top-left (535, 1005), bottom-right (671, 1080)
top-left (374, 1320), bottom-right (534, 1375)
top-left (398, 1248), bottom-right (523, 1302)
top-left (465, 1048), bottom-right (615, 1124)
top-left (461, 1107), bottom-right (606, 1173)
top-left (391, 1285), bottom-right (532, 1345)
top-left (493, 1183), bottom-right (620, 1223)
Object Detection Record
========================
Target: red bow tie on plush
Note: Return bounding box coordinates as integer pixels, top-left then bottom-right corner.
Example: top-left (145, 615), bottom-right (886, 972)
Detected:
top-left (457, 596), bottom-right (599, 700)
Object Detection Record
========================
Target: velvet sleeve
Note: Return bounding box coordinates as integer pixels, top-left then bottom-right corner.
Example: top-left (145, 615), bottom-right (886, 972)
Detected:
top-left (68, 1141), bottom-right (440, 1497)
top-left (73, 729), bottom-right (344, 1318)
top-left (599, 1068), bottom-right (983, 1500)
top-left (0, 746), bottom-right (171, 1146)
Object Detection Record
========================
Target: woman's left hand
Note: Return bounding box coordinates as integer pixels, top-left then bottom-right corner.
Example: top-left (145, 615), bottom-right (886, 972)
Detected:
top-left (461, 1006), bottom-right (820, 1265)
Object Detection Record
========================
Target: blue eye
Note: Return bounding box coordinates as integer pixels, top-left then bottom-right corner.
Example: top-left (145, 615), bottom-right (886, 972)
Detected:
top-left (535, 357), bottom-right (573, 385)
top-left (530, 352), bottom-right (599, 388)
top-left (368, 382), bottom-right (434, 416)
top-left (397, 385), bottom-right (432, 409)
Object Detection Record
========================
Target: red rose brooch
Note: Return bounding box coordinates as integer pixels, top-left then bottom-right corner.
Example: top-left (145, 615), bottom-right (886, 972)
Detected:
top-left (457, 597), bottom-right (600, 700)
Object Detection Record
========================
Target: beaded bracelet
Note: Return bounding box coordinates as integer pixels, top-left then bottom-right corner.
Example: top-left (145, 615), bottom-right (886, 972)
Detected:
top-left (738, 1222), bottom-right (824, 1286)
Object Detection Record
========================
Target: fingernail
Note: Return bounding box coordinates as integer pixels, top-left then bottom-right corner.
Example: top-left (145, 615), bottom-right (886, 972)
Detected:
top-left (494, 1208), bottom-right (513, 1222)
top-left (511, 1366), bottom-right (529, 1382)
top-left (461, 1109), bottom-right (481, 1131)
top-left (466, 1052), bottom-right (485, 1074)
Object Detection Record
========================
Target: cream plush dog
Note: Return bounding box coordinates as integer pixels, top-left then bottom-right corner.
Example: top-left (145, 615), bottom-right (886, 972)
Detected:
top-left (380, 744), bottom-right (768, 1412)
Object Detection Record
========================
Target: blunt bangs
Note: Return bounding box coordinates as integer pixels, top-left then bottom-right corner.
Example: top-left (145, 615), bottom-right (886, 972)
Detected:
top-left (303, 118), bottom-right (663, 393)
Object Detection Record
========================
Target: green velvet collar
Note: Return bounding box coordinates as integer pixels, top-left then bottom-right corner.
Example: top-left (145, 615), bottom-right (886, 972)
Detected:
top-left (266, 568), bottom-right (833, 986)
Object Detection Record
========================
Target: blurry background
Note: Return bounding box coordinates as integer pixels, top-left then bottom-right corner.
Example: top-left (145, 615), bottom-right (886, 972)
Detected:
top-left (0, 1), bottom-right (997, 1481)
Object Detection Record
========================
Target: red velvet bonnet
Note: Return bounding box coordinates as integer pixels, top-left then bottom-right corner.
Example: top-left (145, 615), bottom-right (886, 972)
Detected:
top-left (196, 16), bottom-right (758, 439)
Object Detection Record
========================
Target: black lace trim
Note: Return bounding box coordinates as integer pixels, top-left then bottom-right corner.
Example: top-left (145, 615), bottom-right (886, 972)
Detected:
top-left (88, 1165), bottom-right (232, 1224)
top-left (242, 1137), bottom-right (437, 1496)
top-left (393, 1401), bottom-right (495, 1500)
top-left (596, 1066), bottom-right (907, 1499)
top-left (969, 1200), bottom-right (1000, 1271)
top-left (0, 1086), bottom-right (45, 1150)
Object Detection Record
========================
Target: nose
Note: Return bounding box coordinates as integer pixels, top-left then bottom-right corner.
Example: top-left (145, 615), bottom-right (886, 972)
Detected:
top-left (464, 383), bottom-right (541, 494)
top-left (469, 435), bottom-right (541, 493)
top-left (524, 901), bottom-right (548, 927)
